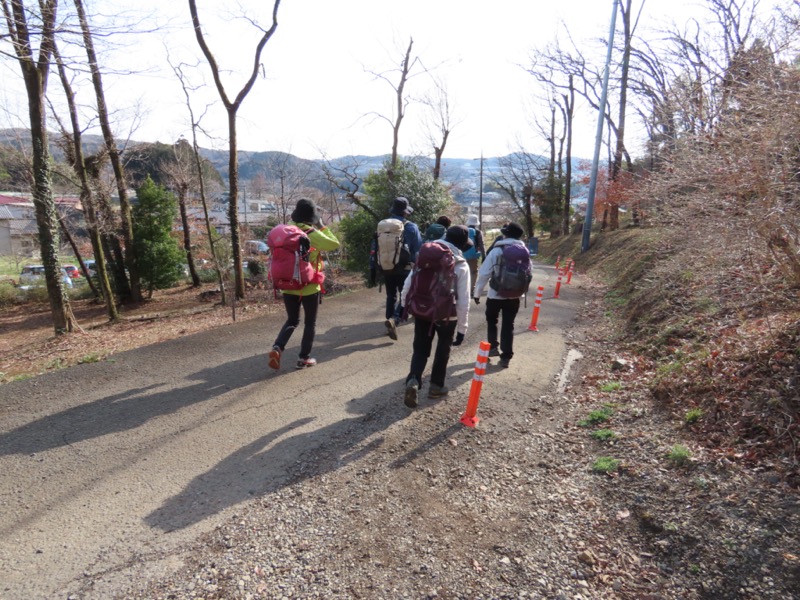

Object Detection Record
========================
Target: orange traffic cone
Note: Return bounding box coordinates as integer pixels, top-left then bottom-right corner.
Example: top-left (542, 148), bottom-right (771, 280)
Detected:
top-left (460, 341), bottom-right (491, 428)
top-left (528, 285), bottom-right (545, 331)
top-left (553, 270), bottom-right (564, 298)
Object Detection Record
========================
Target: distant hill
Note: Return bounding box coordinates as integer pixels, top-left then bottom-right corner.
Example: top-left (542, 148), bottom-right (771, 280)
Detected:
top-left (0, 128), bottom-right (588, 205)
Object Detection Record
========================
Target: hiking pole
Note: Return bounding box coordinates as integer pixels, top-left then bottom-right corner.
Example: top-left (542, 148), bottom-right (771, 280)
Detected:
top-left (528, 285), bottom-right (545, 331)
top-left (461, 341), bottom-right (490, 428)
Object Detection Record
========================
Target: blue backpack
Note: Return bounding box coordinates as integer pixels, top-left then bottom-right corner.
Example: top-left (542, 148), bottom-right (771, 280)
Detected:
top-left (462, 228), bottom-right (479, 260)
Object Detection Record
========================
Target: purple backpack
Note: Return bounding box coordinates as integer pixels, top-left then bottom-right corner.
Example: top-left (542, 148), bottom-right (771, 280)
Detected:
top-left (403, 241), bottom-right (457, 323)
top-left (489, 243), bottom-right (532, 298)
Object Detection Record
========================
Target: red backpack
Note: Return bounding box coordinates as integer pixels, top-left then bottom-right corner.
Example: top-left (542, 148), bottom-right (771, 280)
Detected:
top-left (267, 224), bottom-right (324, 291)
top-left (403, 241), bottom-right (457, 323)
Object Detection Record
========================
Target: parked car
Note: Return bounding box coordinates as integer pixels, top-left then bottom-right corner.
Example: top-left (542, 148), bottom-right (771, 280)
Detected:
top-left (19, 265), bottom-right (73, 289)
top-left (244, 240), bottom-right (269, 255)
top-left (63, 264), bottom-right (81, 278)
top-left (83, 259), bottom-right (97, 276)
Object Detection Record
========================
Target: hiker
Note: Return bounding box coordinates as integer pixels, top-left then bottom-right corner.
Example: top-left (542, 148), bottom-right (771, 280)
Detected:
top-left (462, 214), bottom-right (486, 295)
top-left (472, 222), bottom-right (532, 369)
top-left (375, 197), bottom-right (423, 341)
top-left (423, 215), bottom-right (453, 242)
top-left (401, 225), bottom-right (472, 408)
top-left (268, 198), bottom-right (340, 370)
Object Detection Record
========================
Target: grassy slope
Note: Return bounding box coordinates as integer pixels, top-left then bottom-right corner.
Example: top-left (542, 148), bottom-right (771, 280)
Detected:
top-left (539, 227), bottom-right (800, 485)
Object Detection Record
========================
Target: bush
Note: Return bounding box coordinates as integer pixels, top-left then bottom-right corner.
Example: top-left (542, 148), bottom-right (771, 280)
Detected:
top-left (132, 176), bottom-right (185, 294)
top-left (247, 259), bottom-right (265, 277)
top-left (338, 157), bottom-right (453, 279)
top-left (198, 268), bottom-right (220, 283)
top-left (0, 282), bottom-right (20, 306)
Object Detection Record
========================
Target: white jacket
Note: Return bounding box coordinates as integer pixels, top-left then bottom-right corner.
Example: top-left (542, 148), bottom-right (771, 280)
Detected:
top-left (473, 238), bottom-right (531, 300)
top-left (400, 240), bottom-right (471, 335)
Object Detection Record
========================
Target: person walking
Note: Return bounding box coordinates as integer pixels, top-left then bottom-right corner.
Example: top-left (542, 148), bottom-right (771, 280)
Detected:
top-left (472, 222), bottom-right (531, 369)
top-left (401, 225), bottom-right (472, 408)
top-left (268, 198), bottom-right (340, 370)
top-left (462, 214), bottom-right (486, 295)
top-left (380, 197), bottom-right (423, 341)
top-left (423, 215), bottom-right (452, 242)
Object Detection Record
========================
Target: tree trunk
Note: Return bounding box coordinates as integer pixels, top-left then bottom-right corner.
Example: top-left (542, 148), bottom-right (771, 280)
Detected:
top-left (188, 0), bottom-right (281, 301)
top-left (53, 43), bottom-right (117, 317)
top-left (73, 0), bottom-right (142, 301)
top-left (389, 38), bottom-right (414, 180)
top-left (610, 0), bottom-right (633, 231)
top-left (228, 108), bottom-right (245, 298)
top-left (6, 0), bottom-right (76, 334)
top-left (562, 75), bottom-right (575, 237)
top-left (177, 182), bottom-right (201, 287)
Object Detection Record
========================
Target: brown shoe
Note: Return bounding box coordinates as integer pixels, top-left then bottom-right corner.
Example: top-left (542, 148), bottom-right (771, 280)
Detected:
top-left (268, 346), bottom-right (281, 370)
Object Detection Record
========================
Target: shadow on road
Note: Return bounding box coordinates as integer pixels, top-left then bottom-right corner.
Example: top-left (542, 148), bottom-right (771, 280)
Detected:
top-left (145, 377), bottom-right (411, 532)
top-left (0, 354), bottom-right (266, 456)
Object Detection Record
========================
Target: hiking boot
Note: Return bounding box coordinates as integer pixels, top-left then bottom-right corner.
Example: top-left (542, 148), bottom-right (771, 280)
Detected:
top-left (499, 357), bottom-right (510, 369)
top-left (488, 347), bottom-right (500, 358)
top-left (385, 318), bottom-right (398, 341)
top-left (296, 357), bottom-right (317, 369)
top-left (428, 384), bottom-right (449, 398)
top-left (404, 379), bottom-right (419, 408)
top-left (268, 346), bottom-right (281, 370)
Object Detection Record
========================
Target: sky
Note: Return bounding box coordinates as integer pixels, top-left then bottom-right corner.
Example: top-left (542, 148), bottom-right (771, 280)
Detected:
top-left (0, 0), bottom-right (789, 161)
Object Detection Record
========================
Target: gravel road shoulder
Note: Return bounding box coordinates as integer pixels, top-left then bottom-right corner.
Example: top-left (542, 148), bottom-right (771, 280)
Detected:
top-left (121, 277), bottom-right (799, 600)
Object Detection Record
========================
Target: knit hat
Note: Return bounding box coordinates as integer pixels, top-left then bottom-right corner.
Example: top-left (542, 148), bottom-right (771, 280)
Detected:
top-left (291, 198), bottom-right (317, 224)
top-left (424, 222), bottom-right (446, 241)
top-left (445, 225), bottom-right (475, 252)
top-left (500, 222), bottom-right (524, 239)
top-left (466, 214), bottom-right (480, 227)
top-left (391, 197), bottom-right (413, 216)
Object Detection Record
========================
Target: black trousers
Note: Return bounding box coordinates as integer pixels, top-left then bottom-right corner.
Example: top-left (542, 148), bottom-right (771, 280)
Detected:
top-left (274, 292), bottom-right (320, 359)
top-left (407, 318), bottom-right (457, 388)
top-left (383, 270), bottom-right (410, 321)
top-left (485, 297), bottom-right (521, 360)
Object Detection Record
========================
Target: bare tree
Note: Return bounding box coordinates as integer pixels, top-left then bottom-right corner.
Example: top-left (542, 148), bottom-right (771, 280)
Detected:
top-left (490, 150), bottom-right (545, 238)
top-left (420, 75), bottom-right (460, 180)
top-left (72, 0), bottom-right (141, 301)
top-left (365, 37), bottom-right (423, 179)
top-left (169, 58), bottom-right (228, 306)
top-left (526, 47), bottom-right (576, 236)
top-left (51, 41), bottom-right (118, 318)
top-left (320, 154), bottom-right (379, 220)
top-left (1, 0), bottom-right (77, 334)
top-left (163, 139), bottom-right (202, 287)
top-left (265, 151), bottom-right (313, 224)
top-left (188, 0), bottom-right (281, 300)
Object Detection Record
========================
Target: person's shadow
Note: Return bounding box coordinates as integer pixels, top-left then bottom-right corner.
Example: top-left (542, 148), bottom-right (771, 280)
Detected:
top-left (145, 377), bottom-right (409, 531)
top-left (0, 354), bottom-right (265, 457)
top-left (146, 352), bottom-right (482, 532)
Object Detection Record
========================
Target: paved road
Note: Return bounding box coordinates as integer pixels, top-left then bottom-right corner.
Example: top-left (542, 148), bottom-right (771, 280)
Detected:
top-left (0, 264), bottom-right (586, 599)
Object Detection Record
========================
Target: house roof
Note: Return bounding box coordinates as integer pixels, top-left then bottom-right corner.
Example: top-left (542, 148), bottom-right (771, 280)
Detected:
top-left (0, 194), bottom-right (33, 206)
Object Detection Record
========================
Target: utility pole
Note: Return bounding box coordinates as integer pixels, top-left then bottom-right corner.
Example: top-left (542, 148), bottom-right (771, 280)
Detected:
top-left (582, 0), bottom-right (618, 253)
top-left (474, 153), bottom-right (484, 227)
top-left (479, 152), bottom-right (484, 227)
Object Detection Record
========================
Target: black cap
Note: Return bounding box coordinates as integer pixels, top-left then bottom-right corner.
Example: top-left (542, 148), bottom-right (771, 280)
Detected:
top-left (291, 198), bottom-right (317, 224)
top-left (501, 222), bottom-right (524, 239)
top-left (445, 225), bottom-right (474, 252)
top-left (391, 197), bottom-right (413, 216)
